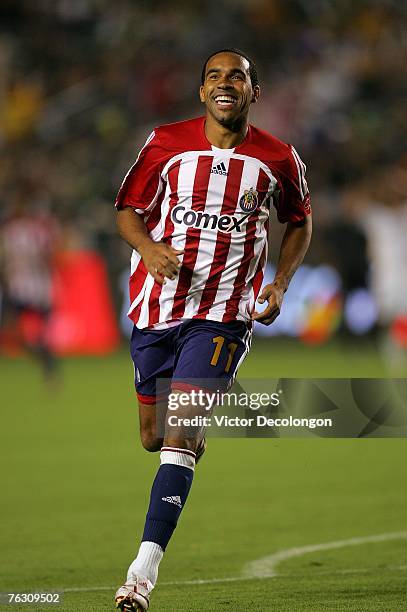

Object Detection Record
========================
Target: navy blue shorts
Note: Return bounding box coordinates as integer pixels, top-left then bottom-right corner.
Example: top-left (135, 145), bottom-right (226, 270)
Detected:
top-left (130, 319), bottom-right (251, 404)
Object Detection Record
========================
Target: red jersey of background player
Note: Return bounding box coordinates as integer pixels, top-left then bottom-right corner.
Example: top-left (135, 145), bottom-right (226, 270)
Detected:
top-left (116, 116), bottom-right (310, 329)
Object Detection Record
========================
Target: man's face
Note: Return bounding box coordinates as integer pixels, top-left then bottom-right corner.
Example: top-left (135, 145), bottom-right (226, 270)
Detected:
top-left (199, 52), bottom-right (260, 127)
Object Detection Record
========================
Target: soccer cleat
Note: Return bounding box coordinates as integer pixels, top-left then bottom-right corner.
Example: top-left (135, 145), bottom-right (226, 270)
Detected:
top-left (115, 575), bottom-right (153, 611)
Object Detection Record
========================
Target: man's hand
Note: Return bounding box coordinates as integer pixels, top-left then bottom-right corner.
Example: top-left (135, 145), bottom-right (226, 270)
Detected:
top-left (116, 208), bottom-right (183, 285)
top-left (139, 241), bottom-right (184, 285)
top-left (251, 281), bottom-right (285, 326)
top-left (252, 216), bottom-right (312, 326)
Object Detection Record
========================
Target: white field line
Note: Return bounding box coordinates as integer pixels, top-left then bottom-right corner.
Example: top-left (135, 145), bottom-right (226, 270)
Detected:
top-left (61, 531), bottom-right (407, 593)
top-left (242, 531), bottom-right (407, 579)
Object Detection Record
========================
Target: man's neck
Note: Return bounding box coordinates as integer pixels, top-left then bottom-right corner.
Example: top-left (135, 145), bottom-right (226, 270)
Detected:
top-left (204, 114), bottom-right (249, 149)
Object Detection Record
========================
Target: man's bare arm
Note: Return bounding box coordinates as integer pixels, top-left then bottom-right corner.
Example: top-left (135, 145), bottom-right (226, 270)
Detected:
top-left (117, 207), bottom-right (183, 285)
top-left (252, 214), bottom-right (312, 325)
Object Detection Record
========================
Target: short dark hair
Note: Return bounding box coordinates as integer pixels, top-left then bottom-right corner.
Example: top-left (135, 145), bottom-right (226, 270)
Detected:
top-left (201, 48), bottom-right (259, 88)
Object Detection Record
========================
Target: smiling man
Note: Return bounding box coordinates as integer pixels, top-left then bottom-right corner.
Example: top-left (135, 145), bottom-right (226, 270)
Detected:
top-left (114, 48), bottom-right (312, 611)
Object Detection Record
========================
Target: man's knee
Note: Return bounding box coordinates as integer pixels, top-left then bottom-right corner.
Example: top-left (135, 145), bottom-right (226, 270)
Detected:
top-left (140, 429), bottom-right (162, 453)
top-left (138, 400), bottom-right (163, 452)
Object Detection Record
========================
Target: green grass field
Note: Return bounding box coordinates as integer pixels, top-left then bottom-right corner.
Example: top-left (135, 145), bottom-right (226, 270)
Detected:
top-left (1, 339), bottom-right (406, 611)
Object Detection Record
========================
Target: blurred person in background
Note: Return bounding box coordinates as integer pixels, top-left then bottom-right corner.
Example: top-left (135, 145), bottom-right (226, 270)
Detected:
top-left (349, 160), bottom-right (407, 367)
top-left (359, 157), bottom-right (407, 367)
top-left (0, 192), bottom-right (59, 380)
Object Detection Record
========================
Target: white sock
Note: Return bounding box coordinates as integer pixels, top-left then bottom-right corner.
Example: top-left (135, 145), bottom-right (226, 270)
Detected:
top-left (127, 541), bottom-right (164, 586)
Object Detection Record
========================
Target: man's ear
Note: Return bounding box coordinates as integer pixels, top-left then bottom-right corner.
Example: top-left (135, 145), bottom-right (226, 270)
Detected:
top-left (251, 85), bottom-right (260, 104)
top-left (199, 85), bottom-right (205, 103)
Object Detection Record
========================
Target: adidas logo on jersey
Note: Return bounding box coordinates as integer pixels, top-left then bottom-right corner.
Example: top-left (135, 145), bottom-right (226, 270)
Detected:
top-left (171, 205), bottom-right (251, 234)
top-left (211, 162), bottom-right (228, 176)
top-left (161, 495), bottom-right (182, 508)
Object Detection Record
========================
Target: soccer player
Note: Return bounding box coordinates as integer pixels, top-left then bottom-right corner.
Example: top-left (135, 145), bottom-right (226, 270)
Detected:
top-left (114, 48), bottom-right (312, 610)
top-left (0, 199), bottom-right (59, 380)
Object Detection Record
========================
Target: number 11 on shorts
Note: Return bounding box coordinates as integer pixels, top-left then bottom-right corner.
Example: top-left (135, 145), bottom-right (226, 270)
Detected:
top-left (210, 336), bottom-right (238, 373)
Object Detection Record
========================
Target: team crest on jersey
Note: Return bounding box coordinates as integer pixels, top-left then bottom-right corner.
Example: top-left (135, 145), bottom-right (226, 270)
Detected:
top-left (239, 188), bottom-right (259, 213)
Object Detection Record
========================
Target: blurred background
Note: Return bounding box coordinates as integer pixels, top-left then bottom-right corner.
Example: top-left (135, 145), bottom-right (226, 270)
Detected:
top-left (0, 0), bottom-right (406, 376)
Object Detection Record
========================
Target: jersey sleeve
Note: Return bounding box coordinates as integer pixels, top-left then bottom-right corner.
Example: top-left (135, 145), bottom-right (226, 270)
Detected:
top-left (273, 145), bottom-right (311, 224)
top-left (115, 130), bottom-right (164, 214)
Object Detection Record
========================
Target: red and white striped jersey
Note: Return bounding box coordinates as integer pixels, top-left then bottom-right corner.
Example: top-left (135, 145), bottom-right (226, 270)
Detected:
top-left (0, 214), bottom-right (57, 309)
top-left (116, 116), bottom-right (310, 329)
